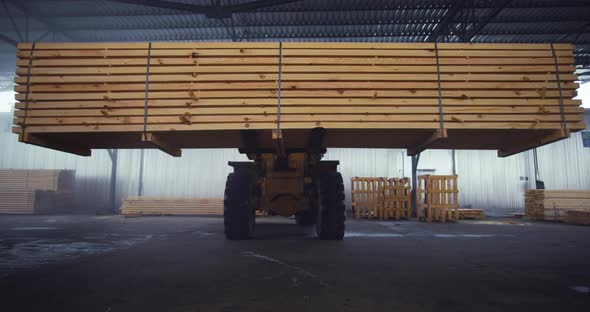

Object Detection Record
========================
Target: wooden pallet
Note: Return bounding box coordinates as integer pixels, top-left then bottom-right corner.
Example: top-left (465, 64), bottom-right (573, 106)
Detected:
top-left (458, 209), bottom-right (485, 220)
top-left (351, 177), bottom-right (412, 220)
top-left (383, 178), bottom-right (412, 220)
top-left (0, 170), bottom-right (75, 214)
top-left (120, 197), bottom-right (224, 216)
top-left (12, 42), bottom-right (583, 156)
top-left (524, 190), bottom-right (590, 224)
top-left (351, 177), bottom-right (385, 219)
top-left (417, 175), bottom-right (459, 223)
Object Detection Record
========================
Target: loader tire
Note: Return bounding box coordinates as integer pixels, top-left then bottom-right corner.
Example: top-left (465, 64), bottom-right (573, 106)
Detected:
top-left (295, 209), bottom-right (317, 226)
top-left (316, 171), bottom-right (346, 240)
top-left (224, 172), bottom-right (256, 240)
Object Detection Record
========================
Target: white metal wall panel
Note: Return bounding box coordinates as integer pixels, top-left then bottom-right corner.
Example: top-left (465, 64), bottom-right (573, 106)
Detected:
top-left (0, 113), bottom-right (111, 212)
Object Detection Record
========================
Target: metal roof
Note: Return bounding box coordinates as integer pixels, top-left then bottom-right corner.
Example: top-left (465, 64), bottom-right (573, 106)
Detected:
top-left (1, 0), bottom-right (590, 90)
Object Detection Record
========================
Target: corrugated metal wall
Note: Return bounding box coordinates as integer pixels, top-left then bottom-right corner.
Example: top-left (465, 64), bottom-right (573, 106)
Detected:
top-left (0, 113), bottom-right (112, 212)
top-left (1, 111), bottom-right (588, 215)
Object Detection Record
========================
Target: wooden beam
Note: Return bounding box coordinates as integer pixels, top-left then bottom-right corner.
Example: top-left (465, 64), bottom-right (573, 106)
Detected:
top-left (272, 129), bottom-right (286, 158)
top-left (407, 129), bottom-right (448, 156)
top-left (142, 132), bottom-right (181, 157)
top-left (497, 129), bottom-right (570, 157)
top-left (20, 132), bottom-right (91, 156)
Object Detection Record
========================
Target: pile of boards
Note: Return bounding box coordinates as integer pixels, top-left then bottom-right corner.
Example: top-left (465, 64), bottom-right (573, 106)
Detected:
top-left (12, 42), bottom-right (584, 157)
top-left (351, 177), bottom-right (412, 220)
top-left (525, 190), bottom-right (590, 225)
top-left (0, 169), bottom-right (75, 214)
top-left (458, 209), bottom-right (485, 220)
top-left (120, 197), bottom-right (223, 217)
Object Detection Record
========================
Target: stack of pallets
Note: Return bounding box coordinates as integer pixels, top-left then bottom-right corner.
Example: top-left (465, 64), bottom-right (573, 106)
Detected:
top-left (351, 177), bottom-right (412, 220)
top-left (12, 42), bottom-right (583, 157)
top-left (120, 197), bottom-right (224, 216)
top-left (351, 177), bottom-right (385, 219)
top-left (383, 178), bottom-right (412, 220)
top-left (0, 169), bottom-right (75, 214)
top-left (417, 175), bottom-right (459, 223)
top-left (524, 190), bottom-right (590, 224)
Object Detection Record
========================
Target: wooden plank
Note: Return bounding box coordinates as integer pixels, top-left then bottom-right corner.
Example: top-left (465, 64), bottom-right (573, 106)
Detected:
top-left (15, 98), bottom-right (580, 110)
top-left (407, 129), bottom-right (448, 156)
top-left (14, 81), bottom-right (579, 93)
top-left (17, 64), bottom-right (575, 76)
top-left (498, 129), bottom-right (570, 157)
top-left (14, 106), bottom-right (583, 118)
top-left (17, 56), bottom-right (575, 67)
top-left (142, 132), bottom-right (182, 157)
top-left (20, 132), bottom-right (91, 156)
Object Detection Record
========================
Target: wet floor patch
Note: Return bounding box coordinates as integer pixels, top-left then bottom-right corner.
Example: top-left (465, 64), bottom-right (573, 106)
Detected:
top-left (345, 232), bottom-right (404, 238)
top-left (570, 286), bottom-right (590, 293)
top-left (11, 227), bottom-right (62, 231)
top-left (0, 234), bottom-right (152, 275)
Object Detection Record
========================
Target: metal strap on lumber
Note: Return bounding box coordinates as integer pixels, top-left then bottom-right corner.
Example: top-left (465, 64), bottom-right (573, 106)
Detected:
top-left (550, 43), bottom-right (567, 131)
top-left (434, 41), bottom-right (444, 133)
top-left (277, 41), bottom-right (283, 132)
top-left (142, 42), bottom-right (152, 138)
top-left (21, 42), bottom-right (36, 138)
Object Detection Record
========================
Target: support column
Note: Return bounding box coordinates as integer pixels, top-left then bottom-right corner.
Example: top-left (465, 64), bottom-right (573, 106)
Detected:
top-left (411, 153), bottom-right (421, 216)
top-left (138, 149), bottom-right (145, 196)
top-left (107, 149), bottom-right (118, 213)
top-left (451, 150), bottom-right (457, 175)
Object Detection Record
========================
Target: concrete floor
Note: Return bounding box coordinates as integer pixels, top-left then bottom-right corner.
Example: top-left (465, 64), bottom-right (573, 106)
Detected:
top-left (0, 215), bottom-right (589, 312)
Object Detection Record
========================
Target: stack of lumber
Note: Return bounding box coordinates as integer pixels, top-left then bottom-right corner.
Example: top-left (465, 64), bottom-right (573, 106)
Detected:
top-left (417, 175), bottom-right (459, 223)
top-left (120, 197), bottom-right (224, 216)
top-left (0, 169), bottom-right (75, 214)
top-left (12, 42), bottom-right (583, 157)
top-left (524, 190), bottom-right (590, 224)
top-left (565, 210), bottom-right (590, 225)
top-left (458, 209), bottom-right (485, 220)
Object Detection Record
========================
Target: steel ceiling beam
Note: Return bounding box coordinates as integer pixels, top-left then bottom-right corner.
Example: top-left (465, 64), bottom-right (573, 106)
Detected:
top-left (462, 0), bottom-right (512, 42)
top-left (6, 0), bottom-right (74, 41)
top-left (0, 33), bottom-right (18, 47)
top-left (1, 0), bottom-right (24, 42)
top-left (427, 0), bottom-right (464, 42)
top-left (109, 0), bottom-right (301, 18)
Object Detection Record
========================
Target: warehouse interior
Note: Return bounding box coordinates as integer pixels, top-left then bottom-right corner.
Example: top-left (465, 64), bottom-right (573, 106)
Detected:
top-left (1, 0), bottom-right (590, 311)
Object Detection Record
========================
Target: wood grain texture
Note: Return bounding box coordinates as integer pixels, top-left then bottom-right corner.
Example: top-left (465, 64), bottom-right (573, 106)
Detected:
top-left (12, 41), bottom-right (584, 156)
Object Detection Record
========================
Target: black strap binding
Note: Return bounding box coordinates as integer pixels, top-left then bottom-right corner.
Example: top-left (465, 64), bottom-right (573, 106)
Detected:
top-left (143, 42), bottom-right (152, 138)
top-left (22, 42), bottom-right (36, 138)
top-left (434, 41), bottom-right (445, 133)
top-left (550, 43), bottom-right (567, 131)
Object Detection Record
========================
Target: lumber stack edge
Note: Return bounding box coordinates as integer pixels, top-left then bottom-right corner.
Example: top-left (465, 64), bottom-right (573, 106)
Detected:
top-left (120, 197), bottom-right (224, 217)
top-left (524, 189), bottom-right (590, 225)
top-left (12, 42), bottom-right (584, 157)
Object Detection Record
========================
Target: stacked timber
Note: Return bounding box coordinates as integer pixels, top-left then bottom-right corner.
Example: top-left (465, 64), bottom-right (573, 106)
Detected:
top-left (12, 42), bottom-right (584, 156)
top-left (458, 209), bottom-right (485, 220)
top-left (0, 169), bottom-right (75, 214)
top-left (120, 197), bottom-right (224, 216)
top-left (524, 190), bottom-right (590, 224)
